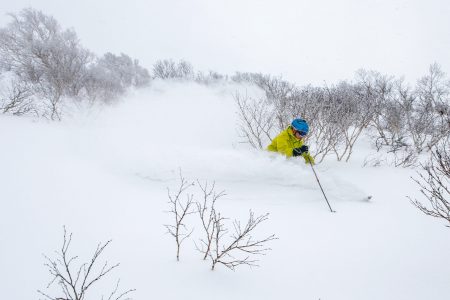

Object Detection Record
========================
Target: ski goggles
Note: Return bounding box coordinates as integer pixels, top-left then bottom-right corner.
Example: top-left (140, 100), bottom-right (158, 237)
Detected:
top-left (294, 129), bottom-right (307, 137)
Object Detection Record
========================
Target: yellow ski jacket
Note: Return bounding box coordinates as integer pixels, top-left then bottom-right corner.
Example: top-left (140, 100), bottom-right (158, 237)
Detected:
top-left (266, 126), bottom-right (315, 164)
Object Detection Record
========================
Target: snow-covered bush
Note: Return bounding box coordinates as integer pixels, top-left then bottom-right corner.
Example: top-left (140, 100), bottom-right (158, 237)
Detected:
top-left (359, 65), bottom-right (449, 167)
top-left (324, 81), bottom-right (376, 161)
top-left (356, 70), bottom-right (399, 150)
top-left (152, 59), bottom-right (194, 80)
top-left (413, 63), bottom-right (450, 151)
top-left (0, 8), bottom-right (92, 119)
top-left (233, 74), bottom-right (377, 163)
top-left (0, 76), bottom-right (36, 116)
top-left (0, 8), bottom-right (151, 118)
top-left (234, 65), bottom-right (449, 165)
top-left (84, 53), bottom-right (151, 102)
top-left (97, 53), bottom-right (150, 88)
top-left (195, 70), bottom-right (227, 85)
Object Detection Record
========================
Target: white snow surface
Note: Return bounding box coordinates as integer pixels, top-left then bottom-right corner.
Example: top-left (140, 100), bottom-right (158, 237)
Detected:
top-left (1, 81), bottom-right (449, 300)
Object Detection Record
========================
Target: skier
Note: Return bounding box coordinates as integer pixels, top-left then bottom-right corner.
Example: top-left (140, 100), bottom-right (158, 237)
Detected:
top-left (266, 118), bottom-right (315, 164)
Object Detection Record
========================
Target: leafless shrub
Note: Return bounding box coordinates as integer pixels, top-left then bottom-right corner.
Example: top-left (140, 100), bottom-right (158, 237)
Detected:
top-left (97, 53), bottom-right (150, 88)
top-left (328, 81), bottom-right (376, 161)
top-left (177, 60), bottom-right (194, 79)
top-left (38, 227), bottom-right (134, 300)
top-left (163, 174), bottom-right (277, 270)
top-left (362, 72), bottom-right (433, 167)
top-left (235, 92), bottom-right (276, 149)
top-left (195, 71), bottom-right (226, 85)
top-left (83, 67), bottom-right (125, 103)
top-left (367, 64), bottom-right (450, 165)
top-left (308, 118), bottom-right (340, 163)
top-left (232, 72), bottom-right (295, 129)
top-left (363, 153), bottom-right (385, 167)
top-left (152, 59), bottom-right (176, 79)
top-left (232, 72), bottom-right (377, 162)
top-left (388, 146), bottom-right (418, 168)
top-left (287, 86), bottom-right (339, 163)
top-left (410, 139), bottom-right (450, 227)
top-left (0, 78), bottom-right (36, 116)
top-left (153, 59), bottom-right (194, 80)
top-left (207, 210), bottom-right (277, 271)
top-left (0, 8), bottom-right (151, 118)
top-left (0, 8), bottom-right (92, 119)
top-left (356, 70), bottom-right (404, 150)
top-left (84, 53), bottom-right (150, 101)
top-left (232, 74), bottom-right (338, 162)
top-left (415, 63), bottom-right (450, 151)
top-left (195, 180), bottom-right (226, 260)
top-left (164, 171), bottom-right (195, 261)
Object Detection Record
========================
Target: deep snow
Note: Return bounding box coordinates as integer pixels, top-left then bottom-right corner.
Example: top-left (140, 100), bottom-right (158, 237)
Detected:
top-left (0, 81), bottom-right (449, 300)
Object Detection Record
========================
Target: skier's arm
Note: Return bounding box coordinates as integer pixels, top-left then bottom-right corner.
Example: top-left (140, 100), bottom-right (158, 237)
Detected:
top-left (302, 152), bottom-right (315, 164)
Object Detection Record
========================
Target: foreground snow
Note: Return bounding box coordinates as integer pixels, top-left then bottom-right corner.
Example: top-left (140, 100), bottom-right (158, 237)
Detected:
top-left (0, 81), bottom-right (449, 300)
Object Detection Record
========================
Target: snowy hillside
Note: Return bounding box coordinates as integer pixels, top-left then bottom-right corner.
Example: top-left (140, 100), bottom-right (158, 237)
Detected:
top-left (1, 81), bottom-right (449, 300)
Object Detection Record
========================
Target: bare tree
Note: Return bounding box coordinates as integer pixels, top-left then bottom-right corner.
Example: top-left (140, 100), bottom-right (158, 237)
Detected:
top-left (232, 72), bottom-right (295, 130)
top-left (153, 59), bottom-right (194, 80)
top-left (388, 146), bottom-right (418, 168)
top-left (195, 70), bottom-right (226, 85)
top-left (207, 210), bottom-right (277, 271)
top-left (410, 139), bottom-right (450, 227)
top-left (0, 8), bottom-right (151, 119)
top-left (325, 81), bottom-right (376, 162)
top-left (164, 171), bottom-right (196, 261)
top-left (94, 53), bottom-right (150, 88)
top-left (195, 180), bottom-right (226, 260)
top-left (0, 8), bottom-right (93, 119)
top-left (38, 227), bottom-right (135, 300)
top-left (235, 92), bottom-right (276, 149)
top-left (84, 52), bottom-right (150, 101)
top-left (415, 63), bottom-right (450, 150)
top-left (0, 78), bottom-right (36, 116)
top-left (163, 176), bottom-right (277, 270)
top-left (356, 70), bottom-right (404, 150)
top-left (153, 59), bottom-right (177, 79)
top-left (177, 60), bottom-right (194, 79)
top-left (287, 86), bottom-right (340, 163)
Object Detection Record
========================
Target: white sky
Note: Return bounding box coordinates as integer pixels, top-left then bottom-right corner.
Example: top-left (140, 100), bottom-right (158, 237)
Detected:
top-left (1, 0), bottom-right (449, 85)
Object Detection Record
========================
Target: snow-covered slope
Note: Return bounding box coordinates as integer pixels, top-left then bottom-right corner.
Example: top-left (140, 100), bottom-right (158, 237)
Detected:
top-left (0, 81), bottom-right (449, 300)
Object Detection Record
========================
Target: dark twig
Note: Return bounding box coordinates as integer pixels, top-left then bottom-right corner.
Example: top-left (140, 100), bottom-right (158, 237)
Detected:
top-left (209, 210), bottom-right (277, 271)
top-left (409, 141), bottom-right (450, 227)
top-left (164, 170), bottom-right (196, 261)
top-left (37, 227), bottom-right (134, 300)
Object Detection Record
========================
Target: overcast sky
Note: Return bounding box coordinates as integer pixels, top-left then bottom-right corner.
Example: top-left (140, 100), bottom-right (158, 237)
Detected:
top-left (1, 0), bottom-right (449, 85)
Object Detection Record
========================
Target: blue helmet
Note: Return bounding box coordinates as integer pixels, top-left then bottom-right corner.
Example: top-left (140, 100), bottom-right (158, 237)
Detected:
top-left (291, 118), bottom-right (309, 134)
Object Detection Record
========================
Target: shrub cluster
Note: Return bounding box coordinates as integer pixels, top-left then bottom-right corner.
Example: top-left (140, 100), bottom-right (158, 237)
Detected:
top-left (0, 8), bottom-right (150, 120)
top-left (233, 67), bottom-right (450, 166)
top-left (164, 173), bottom-right (276, 271)
top-left (152, 58), bottom-right (228, 85)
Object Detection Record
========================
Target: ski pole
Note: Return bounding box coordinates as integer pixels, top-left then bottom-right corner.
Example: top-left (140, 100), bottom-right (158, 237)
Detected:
top-left (309, 162), bottom-right (335, 213)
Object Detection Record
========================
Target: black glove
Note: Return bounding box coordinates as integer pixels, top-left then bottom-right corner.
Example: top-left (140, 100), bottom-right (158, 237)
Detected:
top-left (292, 145), bottom-right (309, 157)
